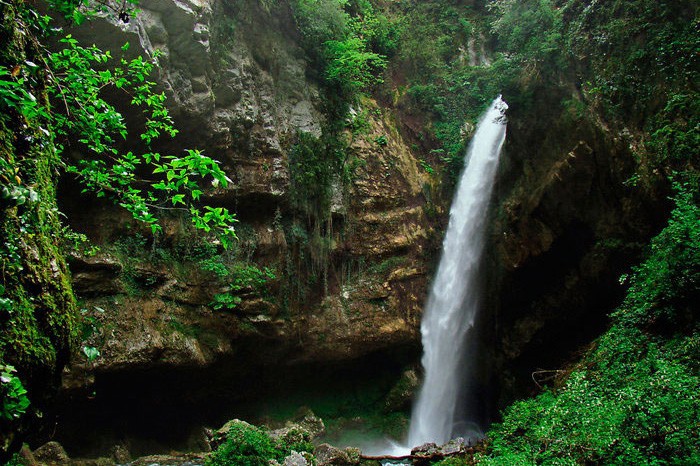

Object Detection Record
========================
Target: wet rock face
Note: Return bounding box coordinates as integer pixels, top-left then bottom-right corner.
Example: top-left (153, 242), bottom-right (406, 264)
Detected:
top-left (56, 2), bottom-right (434, 443)
top-left (33, 442), bottom-right (69, 464)
top-left (487, 103), bottom-right (667, 406)
top-left (68, 0), bottom-right (322, 204)
top-left (58, 0), bottom-right (436, 367)
top-left (62, 103), bottom-right (432, 379)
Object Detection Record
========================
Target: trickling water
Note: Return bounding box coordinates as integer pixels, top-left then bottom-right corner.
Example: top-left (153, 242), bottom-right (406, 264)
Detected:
top-left (407, 96), bottom-right (508, 448)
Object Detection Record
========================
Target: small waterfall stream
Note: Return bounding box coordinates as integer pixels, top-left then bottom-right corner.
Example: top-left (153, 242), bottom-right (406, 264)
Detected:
top-left (407, 96), bottom-right (508, 448)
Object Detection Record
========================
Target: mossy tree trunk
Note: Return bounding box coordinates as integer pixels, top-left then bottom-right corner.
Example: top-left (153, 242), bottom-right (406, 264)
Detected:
top-left (0, 1), bottom-right (77, 458)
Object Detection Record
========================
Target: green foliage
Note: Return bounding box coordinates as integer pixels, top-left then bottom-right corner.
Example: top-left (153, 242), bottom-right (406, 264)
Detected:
top-left (207, 422), bottom-right (313, 466)
top-left (389, 0), bottom-right (698, 183)
top-left (645, 93), bottom-right (699, 174)
top-left (373, 134), bottom-right (387, 146)
top-left (0, 3), bottom-right (236, 249)
top-left (211, 264), bottom-right (276, 311)
top-left (487, 0), bottom-right (700, 130)
top-left (288, 130), bottom-right (345, 217)
top-left (81, 345), bottom-right (100, 362)
top-left (208, 423), bottom-right (278, 466)
top-left (46, 35), bottom-right (236, 245)
top-left (1, 4), bottom-right (79, 442)
top-left (324, 37), bottom-right (386, 94)
top-left (386, 1), bottom-right (504, 180)
top-left (479, 185), bottom-right (700, 465)
top-left (5, 452), bottom-right (24, 466)
top-left (488, 0), bottom-right (565, 76)
top-left (108, 226), bottom-right (275, 310)
top-left (561, 0), bottom-right (698, 121)
top-left (292, 0), bottom-right (349, 50)
top-left (366, 256), bottom-right (407, 277)
top-left (611, 182), bottom-right (700, 332)
top-left (290, 0), bottom-right (389, 98)
top-left (0, 365), bottom-right (29, 421)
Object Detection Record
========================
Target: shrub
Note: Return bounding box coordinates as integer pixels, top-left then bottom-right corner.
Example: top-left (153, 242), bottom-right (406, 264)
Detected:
top-left (208, 422), bottom-right (313, 466)
top-left (208, 422), bottom-right (278, 466)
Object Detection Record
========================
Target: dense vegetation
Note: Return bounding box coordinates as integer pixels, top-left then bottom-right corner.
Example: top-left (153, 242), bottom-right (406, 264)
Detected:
top-left (425, 0), bottom-right (699, 464)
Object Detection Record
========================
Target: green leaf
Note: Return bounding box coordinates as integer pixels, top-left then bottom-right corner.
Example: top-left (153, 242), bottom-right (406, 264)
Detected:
top-left (82, 346), bottom-right (100, 362)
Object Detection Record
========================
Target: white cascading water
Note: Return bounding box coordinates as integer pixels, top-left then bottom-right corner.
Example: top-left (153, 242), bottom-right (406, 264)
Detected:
top-left (407, 96), bottom-right (508, 448)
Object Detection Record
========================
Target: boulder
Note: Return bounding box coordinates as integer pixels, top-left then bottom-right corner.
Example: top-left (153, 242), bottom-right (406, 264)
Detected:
top-left (291, 409), bottom-right (325, 439)
top-left (17, 445), bottom-right (38, 466)
top-left (383, 369), bottom-right (419, 413)
top-left (33, 442), bottom-right (69, 465)
top-left (314, 443), bottom-right (359, 466)
top-left (410, 442), bottom-right (439, 457)
top-left (441, 437), bottom-right (467, 455)
top-left (283, 451), bottom-right (310, 466)
top-left (110, 444), bottom-right (131, 464)
top-left (209, 419), bottom-right (255, 450)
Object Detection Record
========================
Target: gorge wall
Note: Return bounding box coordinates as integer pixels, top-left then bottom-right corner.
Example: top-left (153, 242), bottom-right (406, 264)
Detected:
top-left (44, 0), bottom-right (671, 456)
top-left (53, 0), bottom-right (436, 454)
top-left (487, 95), bottom-right (667, 409)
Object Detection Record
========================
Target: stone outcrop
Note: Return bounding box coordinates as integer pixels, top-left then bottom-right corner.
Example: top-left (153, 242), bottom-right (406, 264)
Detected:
top-left (59, 0), bottom-right (434, 376)
top-left (0, 3), bottom-right (77, 458)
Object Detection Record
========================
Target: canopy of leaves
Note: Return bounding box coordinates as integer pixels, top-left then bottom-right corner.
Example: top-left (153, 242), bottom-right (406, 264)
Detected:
top-left (1, 1), bottom-right (237, 247)
top-left (290, 0), bottom-right (391, 98)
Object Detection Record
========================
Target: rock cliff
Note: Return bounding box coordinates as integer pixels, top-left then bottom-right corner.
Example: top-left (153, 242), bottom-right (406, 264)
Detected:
top-left (55, 1), bottom-right (435, 453)
top-left (485, 96), bottom-right (668, 409)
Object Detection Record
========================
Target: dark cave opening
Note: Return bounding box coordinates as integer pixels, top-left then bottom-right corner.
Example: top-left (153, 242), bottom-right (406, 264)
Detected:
top-left (45, 346), bottom-right (418, 458)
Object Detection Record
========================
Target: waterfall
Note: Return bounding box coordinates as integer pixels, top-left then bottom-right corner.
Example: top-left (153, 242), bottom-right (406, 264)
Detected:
top-left (407, 96), bottom-right (508, 447)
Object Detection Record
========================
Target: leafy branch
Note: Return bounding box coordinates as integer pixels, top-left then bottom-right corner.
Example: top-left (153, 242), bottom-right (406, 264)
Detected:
top-left (2, 12), bottom-right (237, 246)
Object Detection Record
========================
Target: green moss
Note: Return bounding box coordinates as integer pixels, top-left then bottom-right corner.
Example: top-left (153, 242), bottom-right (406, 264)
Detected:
top-left (0, 0), bottom-right (77, 456)
top-left (366, 255), bottom-right (408, 277)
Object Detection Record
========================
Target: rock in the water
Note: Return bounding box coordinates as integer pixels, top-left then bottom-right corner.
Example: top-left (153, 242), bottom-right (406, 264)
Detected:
top-left (33, 442), bottom-right (69, 465)
top-left (441, 437), bottom-right (467, 455)
top-left (290, 409), bottom-right (326, 439)
top-left (283, 451), bottom-right (309, 466)
top-left (411, 442), bottom-right (439, 456)
top-left (314, 443), bottom-right (357, 466)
